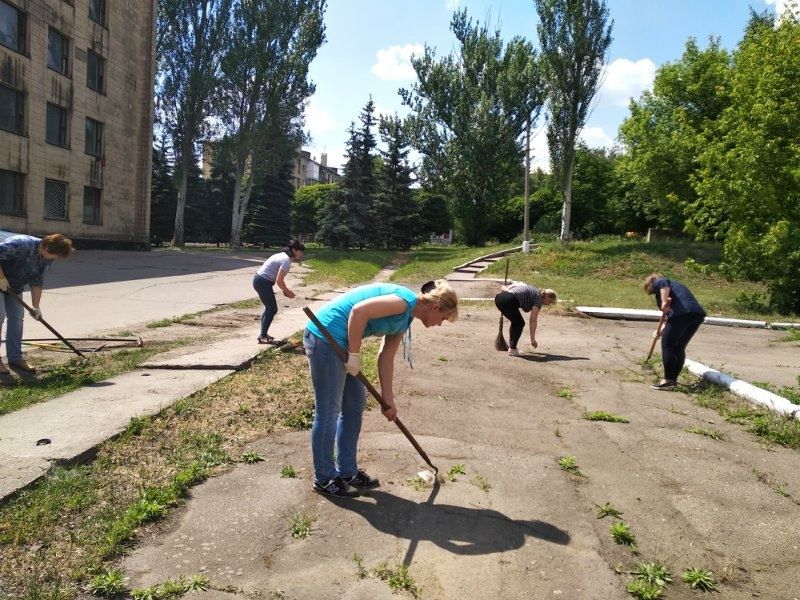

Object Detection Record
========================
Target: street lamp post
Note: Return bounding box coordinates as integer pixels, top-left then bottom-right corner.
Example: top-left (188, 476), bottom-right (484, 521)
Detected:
top-left (522, 114), bottom-right (531, 253)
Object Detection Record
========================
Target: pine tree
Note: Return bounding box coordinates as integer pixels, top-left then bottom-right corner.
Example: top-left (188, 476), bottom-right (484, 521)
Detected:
top-left (316, 186), bottom-right (359, 249)
top-left (374, 116), bottom-right (420, 249)
top-left (343, 99), bottom-right (378, 247)
top-left (244, 159), bottom-right (294, 246)
top-left (150, 140), bottom-right (177, 245)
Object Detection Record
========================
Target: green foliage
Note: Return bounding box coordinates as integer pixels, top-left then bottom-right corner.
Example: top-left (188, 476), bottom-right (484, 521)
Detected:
top-left (610, 521), bottom-right (636, 548)
top-left (633, 562), bottom-right (672, 587)
top-left (244, 159), bottom-right (294, 246)
top-left (280, 465), bottom-right (297, 478)
top-left (414, 190), bottom-right (453, 236)
top-left (373, 563), bottom-right (420, 597)
top-left (584, 411), bottom-right (629, 423)
top-left (557, 455), bottom-right (583, 477)
top-left (595, 502), bottom-right (623, 519)
top-left (241, 450), bottom-right (265, 464)
top-left (686, 426), bottom-right (726, 440)
top-left (290, 511), bottom-right (314, 539)
top-left (401, 9), bottom-right (545, 245)
top-left (470, 474), bottom-right (492, 492)
top-left (626, 579), bottom-right (662, 600)
top-left (447, 464), bottom-right (467, 482)
top-left (681, 567), bottom-right (716, 591)
top-left (88, 570), bottom-right (127, 597)
top-left (291, 183), bottom-right (338, 236)
top-left (150, 140), bottom-right (177, 244)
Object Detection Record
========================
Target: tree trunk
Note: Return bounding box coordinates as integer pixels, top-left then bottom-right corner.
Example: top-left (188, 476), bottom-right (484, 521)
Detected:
top-left (559, 156), bottom-right (575, 246)
top-left (230, 155), bottom-right (255, 249)
top-left (172, 150), bottom-right (191, 247)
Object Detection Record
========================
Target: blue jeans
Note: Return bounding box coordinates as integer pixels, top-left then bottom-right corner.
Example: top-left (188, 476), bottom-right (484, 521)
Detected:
top-left (253, 275), bottom-right (278, 337)
top-left (0, 292), bottom-right (25, 363)
top-left (304, 328), bottom-right (366, 484)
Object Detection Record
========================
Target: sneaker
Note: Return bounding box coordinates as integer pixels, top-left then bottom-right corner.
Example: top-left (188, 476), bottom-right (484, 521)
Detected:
top-left (651, 380), bottom-right (677, 391)
top-left (508, 348), bottom-right (520, 357)
top-left (313, 477), bottom-right (361, 498)
top-left (344, 469), bottom-right (380, 491)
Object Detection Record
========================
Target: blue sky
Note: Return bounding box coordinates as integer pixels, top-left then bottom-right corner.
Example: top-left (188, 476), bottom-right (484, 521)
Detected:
top-left (305, 0), bottom-right (782, 171)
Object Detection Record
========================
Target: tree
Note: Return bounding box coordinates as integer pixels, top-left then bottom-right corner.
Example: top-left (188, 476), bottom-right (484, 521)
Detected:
top-left (220, 0), bottom-right (326, 248)
top-left (414, 190), bottom-right (452, 238)
top-left (616, 38), bottom-right (732, 233)
top-left (291, 183), bottom-right (338, 236)
top-left (373, 116), bottom-right (421, 249)
top-left (158, 0), bottom-right (233, 247)
top-left (535, 0), bottom-right (613, 244)
top-left (150, 139), bottom-right (177, 245)
top-left (693, 20), bottom-right (800, 313)
top-left (401, 9), bottom-right (545, 246)
top-left (244, 159), bottom-right (294, 246)
top-left (316, 186), bottom-right (359, 249)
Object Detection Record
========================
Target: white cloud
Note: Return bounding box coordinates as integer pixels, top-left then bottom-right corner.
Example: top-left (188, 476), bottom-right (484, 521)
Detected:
top-left (597, 58), bottom-right (657, 107)
top-left (528, 125), bottom-right (551, 172)
top-left (371, 43), bottom-right (424, 81)
top-left (304, 100), bottom-right (337, 137)
top-left (445, 0), bottom-right (461, 8)
top-left (580, 126), bottom-right (615, 149)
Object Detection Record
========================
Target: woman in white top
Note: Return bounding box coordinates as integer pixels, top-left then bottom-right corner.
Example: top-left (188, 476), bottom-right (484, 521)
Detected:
top-left (253, 240), bottom-right (305, 344)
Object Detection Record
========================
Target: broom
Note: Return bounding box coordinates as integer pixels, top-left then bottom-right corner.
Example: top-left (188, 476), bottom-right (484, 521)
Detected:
top-left (494, 258), bottom-right (510, 351)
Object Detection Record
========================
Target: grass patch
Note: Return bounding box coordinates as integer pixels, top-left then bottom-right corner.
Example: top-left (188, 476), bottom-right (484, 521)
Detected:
top-left (681, 567), bottom-right (716, 592)
top-left (290, 510), bottom-right (315, 539)
top-left (626, 579), bottom-right (663, 599)
top-left (390, 244), bottom-right (509, 283)
top-left (88, 569), bottom-right (127, 597)
top-left (633, 562), bottom-right (672, 588)
top-left (147, 313), bottom-right (198, 329)
top-left (0, 350), bottom-right (314, 598)
top-left (686, 426), bottom-right (726, 440)
top-left (406, 475), bottom-right (432, 492)
top-left (280, 464), bottom-right (297, 478)
top-left (470, 474), bottom-right (492, 492)
top-left (241, 450), bottom-right (265, 464)
top-left (0, 339), bottom-right (199, 416)
top-left (483, 238), bottom-right (783, 319)
top-left (610, 521), bottom-right (637, 549)
top-left (557, 455), bottom-right (584, 477)
top-left (373, 562), bottom-right (420, 598)
top-left (353, 553), bottom-right (368, 579)
top-left (584, 411), bottom-right (629, 423)
top-left (557, 387), bottom-right (574, 400)
top-left (447, 464), bottom-right (466, 482)
top-left (595, 502), bottom-right (623, 519)
top-left (302, 248), bottom-right (396, 287)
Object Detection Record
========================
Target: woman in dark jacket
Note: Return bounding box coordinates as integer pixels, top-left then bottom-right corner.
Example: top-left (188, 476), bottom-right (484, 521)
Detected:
top-left (644, 273), bottom-right (706, 390)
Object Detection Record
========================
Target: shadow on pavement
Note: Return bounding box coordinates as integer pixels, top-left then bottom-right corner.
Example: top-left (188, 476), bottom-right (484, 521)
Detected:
top-left (518, 353), bottom-right (589, 362)
top-left (329, 490), bottom-right (570, 556)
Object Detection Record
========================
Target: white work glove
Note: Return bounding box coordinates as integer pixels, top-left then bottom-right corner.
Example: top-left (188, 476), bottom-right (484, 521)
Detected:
top-left (31, 307), bottom-right (43, 321)
top-left (345, 352), bottom-right (361, 376)
top-left (0, 277), bottom-right (8, 292)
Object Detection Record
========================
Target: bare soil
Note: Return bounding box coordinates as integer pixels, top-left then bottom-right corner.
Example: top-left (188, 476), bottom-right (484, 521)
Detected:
top-left (122, 307), bottom-right (800, 599)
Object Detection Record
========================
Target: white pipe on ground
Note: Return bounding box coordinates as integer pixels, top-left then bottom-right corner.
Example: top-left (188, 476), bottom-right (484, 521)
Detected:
top-left (684, 359), bottom-right (800, 421)
top-left (575, 307), bottom-right (769, 329)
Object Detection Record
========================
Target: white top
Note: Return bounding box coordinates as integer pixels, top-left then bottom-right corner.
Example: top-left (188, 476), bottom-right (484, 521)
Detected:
top-left (257, 252), bottom-right (292, 282)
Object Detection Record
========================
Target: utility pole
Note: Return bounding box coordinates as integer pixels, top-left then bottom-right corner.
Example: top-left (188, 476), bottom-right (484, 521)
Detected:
top-left (522, 114), bottom-right (531, 253)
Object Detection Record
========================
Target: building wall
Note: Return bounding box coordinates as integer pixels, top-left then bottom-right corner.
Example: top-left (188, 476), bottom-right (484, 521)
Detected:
top-left (0, 0), bottom-right (156, 246)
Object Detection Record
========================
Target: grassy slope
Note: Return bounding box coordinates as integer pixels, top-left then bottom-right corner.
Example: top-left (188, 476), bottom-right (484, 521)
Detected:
top-left (485, 239), bottom-right (782, 319)
top-left (302, 248), bottom-right (396, 287)
top-left (390, 244), bottom-right (512, 283)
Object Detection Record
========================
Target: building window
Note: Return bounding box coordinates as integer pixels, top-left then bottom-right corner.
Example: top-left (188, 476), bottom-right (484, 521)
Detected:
top-left (88, 0), bottom-right (105, 27)
top-left (0, 0), bottom-right (25, 54)
top-left (0, 168), bottom-right (24, 215)
top-left (47, 28), bottom-right (70, 75)
top-left (84, 117), bottom-right (102, 156)
top-left (83, 186), bottom-right (101, 224)
top-left (46, 102), bottom-right (69, 147)
top-left (44, 179), bottom-right (68, 220)
top-left (87, 50), bottom-right (104, 92)
top-left (0, 83), bottom-right (23, 135)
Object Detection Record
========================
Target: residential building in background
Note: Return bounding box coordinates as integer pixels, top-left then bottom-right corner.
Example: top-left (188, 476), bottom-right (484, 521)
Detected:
top-left (0, 0), bottom-right (157, 247)
top-left (292, 149), bottom-right (340, 188)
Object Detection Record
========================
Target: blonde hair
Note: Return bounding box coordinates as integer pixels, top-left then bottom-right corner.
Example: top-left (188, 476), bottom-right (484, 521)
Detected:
top-left (542, 288), bottom-right (557, 303)
top-left (419, 279), bottom-right (458, 321)
top-left (643, 273), bottom-right (663, 294)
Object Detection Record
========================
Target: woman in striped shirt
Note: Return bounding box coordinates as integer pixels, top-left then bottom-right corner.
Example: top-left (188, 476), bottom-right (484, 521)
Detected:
top-left (494, 282), bottom-right (557, 356)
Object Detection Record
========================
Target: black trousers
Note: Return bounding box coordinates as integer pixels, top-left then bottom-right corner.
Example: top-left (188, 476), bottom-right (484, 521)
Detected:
top-left (661, 313), bottom-right (704, 381)
top-left (495, 291), bottom-right (525, 349)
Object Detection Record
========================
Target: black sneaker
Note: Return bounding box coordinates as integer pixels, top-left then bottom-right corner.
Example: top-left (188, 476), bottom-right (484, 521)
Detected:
top-left (313, 477), bottom-right (361, 498)
top-left (651, 380), bottom-right (677, 391)
top-left (344, 469), bottom-right (380, 490)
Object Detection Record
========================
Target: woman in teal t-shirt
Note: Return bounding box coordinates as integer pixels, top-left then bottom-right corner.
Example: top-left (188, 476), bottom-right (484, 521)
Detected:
top-left (303, 279), bottom-right (458, 498)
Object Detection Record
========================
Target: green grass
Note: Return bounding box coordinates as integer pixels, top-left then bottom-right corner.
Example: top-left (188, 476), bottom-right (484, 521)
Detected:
top-left (290, 510), bottom-right (315, 539)
top-left (302, 248), bottom-right (396, 286)
top-left (557, 455), bottom-right (584, 477)
top-left (280, 464), bottom-right (297, 478)
top-left (557, 387), bottom-right (574, 400)
top-left (681, 567), bottom-right (716, 592)
top-left (595, 502), bottom-right (623, 519)
top-left (390, 244), bottom-right (510, 283)
top-left (686, 426), bottom-right (726, 440)
top-left (626, 579), bottom-right (663, 599)
top-left (633, 562), bottom-right (672, 588)
top-left (241, 450), bottom-right (265, 464)
top-left (373, 562), bottom-right (420, 598)
top-left (88, 569), bottom-right (127, 597)
top-left (483, 238), bottom-right (785, 319)
top-left (406, 475), bottom-right (432, 491)
top-left (0, 339), bottom-right (199, 416)
top-left (447, 464), bottom-right (466, 482)
top-left (584, 411), bottom-right (629, 423)
top-left (470, 473), bottom-right (492, 492)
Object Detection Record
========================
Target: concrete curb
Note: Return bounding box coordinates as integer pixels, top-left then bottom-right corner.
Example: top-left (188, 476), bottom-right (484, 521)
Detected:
top-left (684, 359), bottom-right (800, 421)
top-left (576, 306), bottom-right (777, 329)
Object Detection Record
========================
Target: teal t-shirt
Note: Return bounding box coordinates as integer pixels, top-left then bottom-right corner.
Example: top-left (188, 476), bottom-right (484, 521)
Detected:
top-left (306, 283), bottom-right (418, 349)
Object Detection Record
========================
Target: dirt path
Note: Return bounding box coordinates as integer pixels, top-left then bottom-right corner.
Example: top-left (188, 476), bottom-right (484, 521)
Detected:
top-left (122, 308), bottom-right (800, 599)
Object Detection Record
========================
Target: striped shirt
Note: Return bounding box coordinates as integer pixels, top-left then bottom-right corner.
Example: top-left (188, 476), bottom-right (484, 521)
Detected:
top-left (507, 283), bottom-right (542, 312)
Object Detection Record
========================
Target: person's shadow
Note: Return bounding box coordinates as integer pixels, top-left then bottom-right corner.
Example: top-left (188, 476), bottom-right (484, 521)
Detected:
top-left (518, 353), bottom-right (589, 363)
top-left (328, 489), bottom-right (570, 556)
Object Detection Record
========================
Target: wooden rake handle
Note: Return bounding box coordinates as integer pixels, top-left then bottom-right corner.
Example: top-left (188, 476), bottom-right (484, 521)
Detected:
top-left (303, 307), bottom-right (438, 474)
top-left (2, 290), bottom-right (86, 359)
top-left (646, 312), bottom-right (668, 362)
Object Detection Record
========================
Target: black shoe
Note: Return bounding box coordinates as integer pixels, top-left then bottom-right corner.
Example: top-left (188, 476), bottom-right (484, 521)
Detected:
top-left (651, 380), bottom-right (677, 391)
top-left (344, 469), bottom-right (380, 490)
top-left (313, 477), bottom-right (361, 498)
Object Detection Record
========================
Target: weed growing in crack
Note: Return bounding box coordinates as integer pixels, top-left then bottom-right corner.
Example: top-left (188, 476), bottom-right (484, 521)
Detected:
top-left (290, 510), bottom-right (315, 539)
top-left (353, 554), bottom-right (368, 579)
top-left (280, 465), bottom-right (297, 478)
top-left (686, 426), bottom-right (726, 440)
top-left (557, 387), bottom-right (574, 400)
top-left (584, 411), bottom-right (629, 423)
top-left (611, 522), bottom-right (636, 549)
top-left (557, 455), bottom-right (584, 477)
top-left (470, 474), bottom-right (491, 492)
top-left (681, 568), bottom-right (716, 592)
top-left (595, 502), bottom-right (623, 519)
top-left (241, 450), bottom-right (264, 464)
top-left (626, 579), bottom-right (662, 599)
top-left (407, 475), bottom-right (432, 491)
top-left (373, 563), bottom-right (419, 598)
top-left (633, 562), bottom-right (672, 587)
top-left (447, 464), bottom-right (466, 482)
top-left (88, 570), bottom-right (127, 597)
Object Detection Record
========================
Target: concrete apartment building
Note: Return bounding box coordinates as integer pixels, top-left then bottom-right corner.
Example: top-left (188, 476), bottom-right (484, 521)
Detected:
top-left (0, 0), bottom-right (156, 247)
top-left (293, 149), bottom-right (340, 189)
